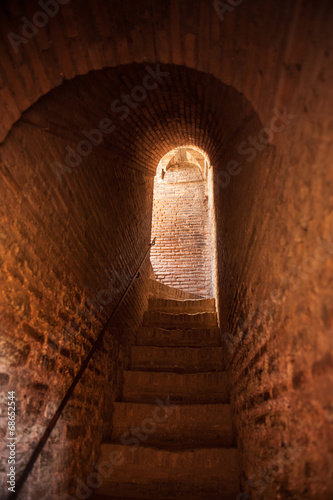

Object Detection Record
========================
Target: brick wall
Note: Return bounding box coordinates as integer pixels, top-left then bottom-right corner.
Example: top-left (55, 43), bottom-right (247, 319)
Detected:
top-left (0, 67), bottom-right (155, 499)
top-left (151, 149), bottom-right (213, 297)
top-left (0, 0), bottom-right (327, 148)
top-left (212, 54), bottom-right (333, 500)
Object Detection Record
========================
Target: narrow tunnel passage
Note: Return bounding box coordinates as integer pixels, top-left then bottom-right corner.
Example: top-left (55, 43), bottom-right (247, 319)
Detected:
top-left (1, 62), bottom-right (260, 500)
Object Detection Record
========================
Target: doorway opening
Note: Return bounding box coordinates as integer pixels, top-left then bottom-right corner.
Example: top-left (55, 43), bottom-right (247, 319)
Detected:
top-left (150, 146), bottom-right (216, 299)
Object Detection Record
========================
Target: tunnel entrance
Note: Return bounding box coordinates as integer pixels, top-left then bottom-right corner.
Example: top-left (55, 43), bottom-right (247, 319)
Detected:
top-left (150, 147), bottom-right (215, 298)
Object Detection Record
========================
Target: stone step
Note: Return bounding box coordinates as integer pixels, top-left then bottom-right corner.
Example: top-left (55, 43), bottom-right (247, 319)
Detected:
top-left (148, 298), bottom-right (216, 314)
top-left (93, 444), bottom-right (240, 499)
top-left (130, 346), bottom-right (224, 372)
top-left (92, 491), bottom-right (237, 500)
top-left (110, 402), bottom-right (234, 448)
top-left (148, 278), bottom-right (203, 301)
top-left (122, 371), bottom-right (229, 404)
top-left (135, 326), bottom-right (221, 347)
top-left (93, 495), bottom-right (236, 500)
top-left (143, 311), bottom-right (218, 329)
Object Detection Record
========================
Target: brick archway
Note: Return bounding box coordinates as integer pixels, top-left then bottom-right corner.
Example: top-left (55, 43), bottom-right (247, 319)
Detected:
top-left (0, 0), bottom-right (309, 143)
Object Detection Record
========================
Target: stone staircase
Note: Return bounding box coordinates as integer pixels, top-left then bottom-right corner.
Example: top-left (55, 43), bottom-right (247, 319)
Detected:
top-left (92, 294), bottom-right (240, 499)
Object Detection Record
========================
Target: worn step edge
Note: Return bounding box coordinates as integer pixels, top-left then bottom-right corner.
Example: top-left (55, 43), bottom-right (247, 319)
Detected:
top-left (94, 445), bottom-right (240, 498)
top-left (122, 371), bottom-right (229, 404)
top-left (143, 311), bottom-right (218, 328)
top-left (131, 346), bottom-right (225, 372)
top-left (97, 443), bottom-right (239, 480)
top-left (136, 326), bottom-right (221, 346)
top-left (110, 402), bottom-right (234, 447)
top-left (148, 298), bottom-right (216, 313)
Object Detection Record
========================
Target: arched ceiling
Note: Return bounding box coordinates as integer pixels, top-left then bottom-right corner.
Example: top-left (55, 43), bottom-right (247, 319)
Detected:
top-left (0, 0), bottom-right (329, 143)
top-left (12, 63), bottom-right (261, 177)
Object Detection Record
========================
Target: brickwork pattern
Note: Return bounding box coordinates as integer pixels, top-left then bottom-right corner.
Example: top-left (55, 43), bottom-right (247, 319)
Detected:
top-left (151, 154), bottom-right (213, 297)
top-left (0, 0), bottom-right (327, 147)
top-left (0, 67), bottom-right (155, 499)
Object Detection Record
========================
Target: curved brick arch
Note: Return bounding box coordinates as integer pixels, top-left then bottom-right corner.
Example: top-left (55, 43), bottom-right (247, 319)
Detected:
top-left (0, 0), bottom-right (304, 143)
top-left (13, 61), bottom-right (261, 165)
top-left (158, 146), bottom-right (210, 175)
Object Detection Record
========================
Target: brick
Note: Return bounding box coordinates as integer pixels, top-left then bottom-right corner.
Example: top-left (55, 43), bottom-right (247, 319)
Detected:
top-left (169, 0), bottom-right (183, 65)
top-left (151, 147), bottom-right (213, 297)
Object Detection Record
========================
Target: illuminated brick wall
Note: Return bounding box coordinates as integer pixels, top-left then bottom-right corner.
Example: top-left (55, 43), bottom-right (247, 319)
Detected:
top-left (151, 149), bottom-right (213, 297)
